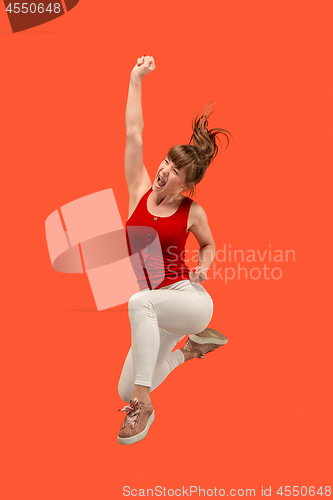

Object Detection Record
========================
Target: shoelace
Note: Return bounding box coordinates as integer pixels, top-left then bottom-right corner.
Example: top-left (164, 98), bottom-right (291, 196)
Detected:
top-left (184, 338), bottom-right (216, 359)
top-left (118, 399), bottom-right (141, 426)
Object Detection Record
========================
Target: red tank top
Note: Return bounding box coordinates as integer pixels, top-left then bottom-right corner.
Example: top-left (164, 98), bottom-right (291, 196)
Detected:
top-left (125, 187), bottom-right (194, 290)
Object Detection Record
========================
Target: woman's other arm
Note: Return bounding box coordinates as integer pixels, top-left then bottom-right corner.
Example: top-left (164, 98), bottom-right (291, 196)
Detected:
top-left (125, 56), bottom-right (155, 199)
top-left (188, 203), bottom-right (216, 283)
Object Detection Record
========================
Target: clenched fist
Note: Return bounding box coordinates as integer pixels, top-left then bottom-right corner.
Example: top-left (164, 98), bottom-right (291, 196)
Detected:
top-left (189, 267), bottom-right (208, 284)
top-left (131, 55), bottom-right (156, 80)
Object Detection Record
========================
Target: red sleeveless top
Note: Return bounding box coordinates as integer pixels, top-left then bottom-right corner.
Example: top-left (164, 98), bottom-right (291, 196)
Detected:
top-left (125, 187), bottom-right (194, 290)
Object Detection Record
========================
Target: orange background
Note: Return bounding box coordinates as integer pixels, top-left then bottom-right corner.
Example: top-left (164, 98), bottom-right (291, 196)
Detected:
top-left (1, 1), bottom-right (332, 498)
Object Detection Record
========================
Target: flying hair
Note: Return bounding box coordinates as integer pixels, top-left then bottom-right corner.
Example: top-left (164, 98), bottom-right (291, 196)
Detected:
top-left (167, 103), bottom-right (233, 198)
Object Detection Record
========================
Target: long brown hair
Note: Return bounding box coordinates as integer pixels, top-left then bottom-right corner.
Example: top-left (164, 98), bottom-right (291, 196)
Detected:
top-left (167, 103), bottom-right (232, 198)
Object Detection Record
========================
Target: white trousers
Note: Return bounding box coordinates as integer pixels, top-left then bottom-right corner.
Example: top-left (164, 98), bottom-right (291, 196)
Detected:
top-left (118, 279), bottom-right (214, 402)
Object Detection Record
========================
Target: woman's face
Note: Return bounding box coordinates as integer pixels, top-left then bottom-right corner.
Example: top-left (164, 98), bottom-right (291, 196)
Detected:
top-left (153, 157), bottom-right (188, 195)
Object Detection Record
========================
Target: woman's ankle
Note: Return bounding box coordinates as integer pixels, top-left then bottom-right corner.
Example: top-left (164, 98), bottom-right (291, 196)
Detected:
top-left (180, 347), bottom-right (199, 362)
top-left (132, 385), bottom-right (152, 405)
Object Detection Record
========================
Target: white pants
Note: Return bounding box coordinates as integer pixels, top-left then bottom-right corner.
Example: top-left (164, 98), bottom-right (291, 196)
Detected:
top-left (118, 279), bottom-right (214, 402)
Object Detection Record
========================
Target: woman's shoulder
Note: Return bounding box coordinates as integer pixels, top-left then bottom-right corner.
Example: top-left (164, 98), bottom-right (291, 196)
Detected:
top-left (127, 183), bottom-right (152, 221)
top-left (188, 200), bottom-right (206, 215)
top-left (187, 201), bottom-right (208, 232)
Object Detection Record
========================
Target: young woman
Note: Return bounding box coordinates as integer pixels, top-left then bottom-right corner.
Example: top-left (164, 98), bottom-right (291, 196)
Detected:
top-left (117, 55), bottom-right (232, 445)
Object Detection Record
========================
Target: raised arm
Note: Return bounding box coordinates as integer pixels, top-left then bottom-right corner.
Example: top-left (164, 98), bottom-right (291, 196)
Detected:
top-left (125, 56), bottom-right (155, 200)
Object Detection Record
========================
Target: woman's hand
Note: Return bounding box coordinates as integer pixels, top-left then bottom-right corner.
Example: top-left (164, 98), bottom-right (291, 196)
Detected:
top-left (131, 55), bottom-right (156, 80)
top-left (189, 267), bottom-right (208, 284)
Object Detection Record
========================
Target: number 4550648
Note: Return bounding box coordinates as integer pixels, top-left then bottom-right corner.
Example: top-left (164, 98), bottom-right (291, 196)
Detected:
top-left (277, 486), bottom-right (331, 496)
top-left (6, 3), bottom-right (61, 14)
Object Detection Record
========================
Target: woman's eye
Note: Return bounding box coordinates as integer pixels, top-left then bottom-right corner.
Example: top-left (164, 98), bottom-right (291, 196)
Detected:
top-left (173, 169), bottom-right (179, 175)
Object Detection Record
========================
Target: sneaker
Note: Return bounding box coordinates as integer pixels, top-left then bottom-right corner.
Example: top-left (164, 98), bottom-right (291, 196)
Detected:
top-left (117, 398), bottom-right (155, 445)
top-left (183, 328), bottom-right (228, 359)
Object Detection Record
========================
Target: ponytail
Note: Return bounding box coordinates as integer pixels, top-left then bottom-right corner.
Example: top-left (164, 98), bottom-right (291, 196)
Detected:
top-left (167, 103), bottom-right (232, 198)
top-left (190, 102), bottom-right (232, 168)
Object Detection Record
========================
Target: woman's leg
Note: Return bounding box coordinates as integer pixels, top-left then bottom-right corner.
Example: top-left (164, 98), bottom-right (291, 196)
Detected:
top-left (127, 280), bottom-right (213, 401)
top-left (118, 328), bottom-right (186, 403)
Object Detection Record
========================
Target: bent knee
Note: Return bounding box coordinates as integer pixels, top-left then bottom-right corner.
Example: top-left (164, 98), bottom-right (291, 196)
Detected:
top-left (128, 292), bottom-right (155, 314)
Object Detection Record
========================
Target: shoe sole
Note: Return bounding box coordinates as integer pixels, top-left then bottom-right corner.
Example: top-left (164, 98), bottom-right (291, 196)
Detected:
top-left (190, 328), bottom-right (228, 346)
top-left (118, 411), bottom-right (155, 445)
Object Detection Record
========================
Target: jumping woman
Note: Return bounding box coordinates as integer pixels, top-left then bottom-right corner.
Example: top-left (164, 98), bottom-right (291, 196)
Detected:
top-left (117, 55), bottom-right (232, 445)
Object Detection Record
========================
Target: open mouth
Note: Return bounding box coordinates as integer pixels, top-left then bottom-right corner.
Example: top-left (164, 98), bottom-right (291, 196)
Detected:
top-left (156, 174), bottom-right (166, 187)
